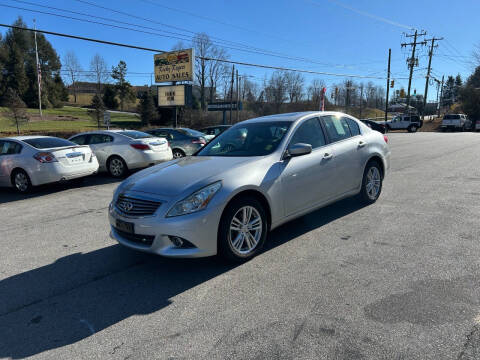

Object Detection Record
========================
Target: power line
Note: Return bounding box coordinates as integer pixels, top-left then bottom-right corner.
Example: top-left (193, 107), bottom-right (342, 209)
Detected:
top-left (307, 0), bottom-right (414, 30)
top-left (139, 0), bottom-right (299, 45)
top-left (4, 2), bottom-right (372, 71)
top-left (0, 23), bottom-right (411, 80)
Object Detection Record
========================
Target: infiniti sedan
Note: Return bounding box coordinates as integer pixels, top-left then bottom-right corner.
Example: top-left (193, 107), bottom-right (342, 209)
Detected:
top-left (0, 136), bottom-right (99, 193)
top-left (69, 130), bottom-right (172, 177)
top-left (109, 112), bottom-right (390, 262)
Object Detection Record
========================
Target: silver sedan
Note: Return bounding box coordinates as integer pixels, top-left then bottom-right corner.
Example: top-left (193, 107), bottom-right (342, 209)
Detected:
top-left (69, 130), bottom-right (173, 177)
top-left (0, 136), bottom-right (99, 193)
top-left (108, 112), bottom-right (390, 262)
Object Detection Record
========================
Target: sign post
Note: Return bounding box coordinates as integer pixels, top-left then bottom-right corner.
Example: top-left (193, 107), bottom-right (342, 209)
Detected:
top-left (103, 110), bottom-right (110, 130)
top-left (321, 87), bottom-right (327, 111)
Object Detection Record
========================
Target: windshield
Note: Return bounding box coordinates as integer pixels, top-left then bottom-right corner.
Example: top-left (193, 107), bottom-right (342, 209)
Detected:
top-left (443, 114), bottom-right (460, 120)
top-left (177, 128), bottom-right (206, 137)
top-left (23, 137), bottom-right (77, 149)
top-left (197, 121), bottom-right (292, 157)
top-left (117, 131), bottom-right (152, 139)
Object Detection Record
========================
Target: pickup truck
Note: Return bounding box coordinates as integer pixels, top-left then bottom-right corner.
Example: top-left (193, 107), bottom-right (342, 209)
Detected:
top-left (441, 114), bottom-right (470, 131)
top-left (383, 114), bottom-right (422, 133)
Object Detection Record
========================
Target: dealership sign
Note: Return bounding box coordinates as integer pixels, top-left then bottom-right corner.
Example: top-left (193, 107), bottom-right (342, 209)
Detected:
top-left (158, 85), bottom-right (192, 107)
top-left (154, 49), bottom-right (194, 83)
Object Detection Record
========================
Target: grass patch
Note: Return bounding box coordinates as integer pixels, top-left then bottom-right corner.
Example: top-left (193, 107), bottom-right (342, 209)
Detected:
top-left (0, 106), bottom-right (142, 137)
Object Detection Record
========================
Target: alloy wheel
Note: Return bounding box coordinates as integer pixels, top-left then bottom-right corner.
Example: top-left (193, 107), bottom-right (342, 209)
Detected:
top-left (14, 172), bottom-right (29, 192)
top-left (109, 158), bottom-right (124, 177)
top-left (229, 206), bottom-right (263, 255)
top-left (366, 167), bottom-right (381, 200)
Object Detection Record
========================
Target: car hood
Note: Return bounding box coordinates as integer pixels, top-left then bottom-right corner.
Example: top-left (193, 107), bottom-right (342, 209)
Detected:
top-left (119, 156), bottom-right (254, 197)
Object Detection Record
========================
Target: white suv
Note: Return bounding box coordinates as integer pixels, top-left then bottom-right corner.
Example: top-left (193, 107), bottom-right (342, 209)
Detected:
top-left (385, 114), bottom-right (422, 133)
top-left (441, 114), bottom-right (469, 131)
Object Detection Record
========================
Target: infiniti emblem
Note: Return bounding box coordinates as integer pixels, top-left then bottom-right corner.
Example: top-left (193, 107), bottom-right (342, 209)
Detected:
top-left (118, 200), bottom-right (134, 212)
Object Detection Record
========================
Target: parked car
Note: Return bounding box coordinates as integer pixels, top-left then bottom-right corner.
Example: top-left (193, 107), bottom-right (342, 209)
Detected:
top-left (0, 136), bottom-right (99, 193)
top-left (475, 120), bottom-right (480, 132)
top-left (441, 114), bottom-right (469, 131)
top-left (199, 125), bottom-right (232, 141)
top-left (145, 128), bottom-right (207, 158)
top-left (361, 120), bottom-right (386, 133)
top-left (384, 114), bottom-right (422, 132)
top-left (69, 130), bottom-right (172, 178)
top-left (109, 112), bottom-right (390, 262)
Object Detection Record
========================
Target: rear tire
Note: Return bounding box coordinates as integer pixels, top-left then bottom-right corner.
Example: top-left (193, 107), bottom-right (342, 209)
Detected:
top-left (172, 149), bottom-right (185, 159)
top-left (408, 125), bottom-right (418, 133)
top-left (107, 156), bottom-right (128, 178)
top-left (11, 169), bottom-right (32, 193)
top-left (218, 196), bottom-right (268, 263)
top-left (358, 161), bottom-right (383, 204)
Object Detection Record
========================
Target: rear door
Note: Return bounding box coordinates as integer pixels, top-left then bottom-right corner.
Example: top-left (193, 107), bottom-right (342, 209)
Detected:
top-left (0, 140), bottom-right (23, 186)
top-left (87, 133), bottom-right (114, 168)
top-left (320, 115), bottom-right (365, 195)
top-left (281, 117), bottom-right (336, 216)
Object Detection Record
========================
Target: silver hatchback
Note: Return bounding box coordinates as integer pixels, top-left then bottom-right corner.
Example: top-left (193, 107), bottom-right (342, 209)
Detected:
top-left (109, 112), bottom-right (390, 262)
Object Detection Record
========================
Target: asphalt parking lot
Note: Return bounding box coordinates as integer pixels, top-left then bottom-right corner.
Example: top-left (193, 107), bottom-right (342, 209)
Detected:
top-left (1, 132), bottom-right (480, 360)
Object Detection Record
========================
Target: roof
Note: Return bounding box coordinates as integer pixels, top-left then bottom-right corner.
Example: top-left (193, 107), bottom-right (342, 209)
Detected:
top-left (241, 111), bottom-right (352, 124)
top-left (2, 135), bottom-right (52, 141)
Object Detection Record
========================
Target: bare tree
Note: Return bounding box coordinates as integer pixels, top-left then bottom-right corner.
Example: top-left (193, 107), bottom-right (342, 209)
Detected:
top-left (308, 79), bottom-right (325, 109)
top-left (264, 71), bottom-right (287, 113)
top-left (285, 72), bottom-right (304, 103)
top-left (473, 43), bottom-right (480, 66)
top-left (63, 51), bottom-right (82, 103)
top-left (193, 33), bottom-right (213, 110)
top-left (89, 53), bottom-right (109, 95)
top-left (207, 46), bottom-right (228, 103)
top-left (171, 41), bottom-right (187, 51)
top-left (6, 88), bottom-right (29, 135)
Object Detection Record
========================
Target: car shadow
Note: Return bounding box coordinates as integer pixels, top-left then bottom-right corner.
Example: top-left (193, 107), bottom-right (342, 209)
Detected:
top-left (0, 197), bottom-right (366, 359)
top-left (0, 174), bottom-right (121, 205)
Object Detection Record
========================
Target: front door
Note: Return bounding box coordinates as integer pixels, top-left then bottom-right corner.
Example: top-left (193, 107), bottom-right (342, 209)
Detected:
top-left (281, 117), bottom-right (336, 217)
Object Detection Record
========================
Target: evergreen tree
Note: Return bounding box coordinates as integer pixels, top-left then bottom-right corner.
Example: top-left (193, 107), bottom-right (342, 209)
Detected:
top-left (102, 84), bottom-right (119, 109)
top-left (459, 67), bottom-right (480, 124)
top-left (138, 91), bottom-right (157, 126)
top-left (111, 61), bottom-right (135, 111)
top-left (88, 94), bottom-right (105, 129)
top-left (443, 76), bottom-right (455, 107)
top-left (454, 74), bottom-right (463, 102)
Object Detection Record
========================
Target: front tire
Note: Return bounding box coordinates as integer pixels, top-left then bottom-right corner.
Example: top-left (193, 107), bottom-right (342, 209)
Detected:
top-left (359, 161), bottom-right (383, 204)
top-left (11, 169), bottom-right (32, 193)
top-left (107, 156), bottom-right (128, 178)
top-left (218, 196), bottom-right (268, 262)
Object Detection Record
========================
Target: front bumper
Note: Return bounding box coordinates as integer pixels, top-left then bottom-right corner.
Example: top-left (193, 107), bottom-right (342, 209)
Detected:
top-left (108, 198), bottom-right (223, 258)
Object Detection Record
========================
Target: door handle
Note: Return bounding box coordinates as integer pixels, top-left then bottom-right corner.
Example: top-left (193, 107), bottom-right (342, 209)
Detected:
top-left (358, 140), bottom-right (367, 148)
top-left (323, 152), bottom-right (333, 159)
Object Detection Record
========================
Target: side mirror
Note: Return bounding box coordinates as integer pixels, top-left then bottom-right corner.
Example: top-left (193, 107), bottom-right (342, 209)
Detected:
top-left (285, 143), bottom-right (312, 159)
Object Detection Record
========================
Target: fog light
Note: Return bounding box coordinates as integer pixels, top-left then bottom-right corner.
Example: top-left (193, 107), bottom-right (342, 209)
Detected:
top-left (168, 236), bottom-right (196, 249)
top-left (170, 236), bottom-right (184, 247)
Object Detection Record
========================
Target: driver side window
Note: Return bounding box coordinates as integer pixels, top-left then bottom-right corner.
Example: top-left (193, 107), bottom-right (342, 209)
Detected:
top-left (289, 117), bottom-right (326, 149)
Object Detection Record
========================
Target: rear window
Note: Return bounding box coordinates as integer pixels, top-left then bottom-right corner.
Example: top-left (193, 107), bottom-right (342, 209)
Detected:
top-left (23, 137), bottom-right (76, 149)
top-left (178, 128), bottom-right (205, 137)
top-left (444, 114), bottom-right (460, 120)
top-left (117, 131), bottom-right (152, 139)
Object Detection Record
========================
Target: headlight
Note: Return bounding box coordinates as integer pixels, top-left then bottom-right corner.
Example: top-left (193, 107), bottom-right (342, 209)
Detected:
top-left (167, 181), bottom-right (222, 217)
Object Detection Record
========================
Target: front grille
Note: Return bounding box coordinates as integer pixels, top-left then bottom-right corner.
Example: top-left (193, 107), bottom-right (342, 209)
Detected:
top-left (115, 194), bottom-right (161, 217)
top-left (113, 228), bottom-right (155, 246)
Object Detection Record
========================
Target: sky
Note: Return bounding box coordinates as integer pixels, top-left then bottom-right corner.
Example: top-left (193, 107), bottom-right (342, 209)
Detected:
top-left (0, 0), bottom-right (478, 101)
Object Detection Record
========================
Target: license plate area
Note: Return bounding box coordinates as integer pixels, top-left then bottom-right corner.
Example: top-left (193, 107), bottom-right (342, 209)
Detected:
top-left (116, 219), bottom-right (134, 234)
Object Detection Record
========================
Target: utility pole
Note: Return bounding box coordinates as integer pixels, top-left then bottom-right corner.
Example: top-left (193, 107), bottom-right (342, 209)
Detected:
top-left (229, 65), bottom-right (234, 124)
top-left (401, 30), bottom-right (427, 114)
top-left (385, 48), bottom-right (391, 132)
top-left (236, 69), bottom-right (239, 123)
top-left (33, 19), bottom-right (42, 119)
top-left (438, 75), bottom-right (444, 118)
top-left (422, 37), bottom-right (443, 118)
